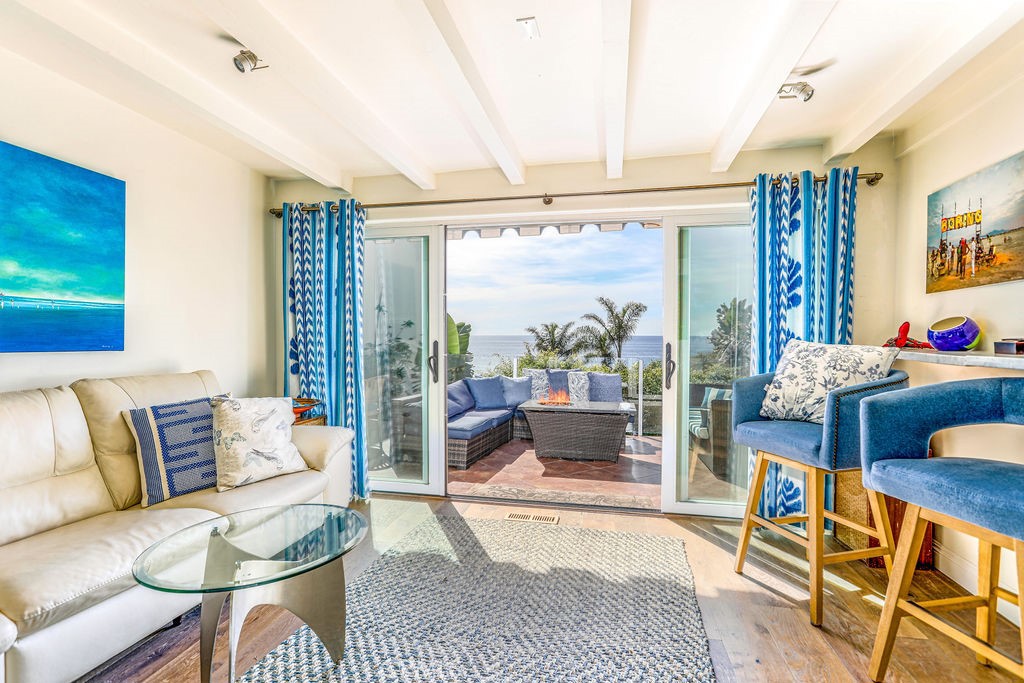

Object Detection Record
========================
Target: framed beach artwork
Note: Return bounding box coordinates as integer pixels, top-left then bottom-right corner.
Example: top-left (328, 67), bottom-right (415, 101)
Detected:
top-left (926, 149), bottom-right (1024, 293)
top-left (0, 140), bottom-right (125, 352)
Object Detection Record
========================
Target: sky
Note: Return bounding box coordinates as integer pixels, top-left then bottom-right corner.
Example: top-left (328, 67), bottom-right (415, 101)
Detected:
top-left (0, 140), bottom-right (125, 303)
top-left (446, 222), bottom-right (752, 337)
top-left (926, 149), bottom-right (1024, 248)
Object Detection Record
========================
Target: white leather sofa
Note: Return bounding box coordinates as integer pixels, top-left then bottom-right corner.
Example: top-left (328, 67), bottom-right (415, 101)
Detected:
top-left (0, 370), bottom-right (353, 683)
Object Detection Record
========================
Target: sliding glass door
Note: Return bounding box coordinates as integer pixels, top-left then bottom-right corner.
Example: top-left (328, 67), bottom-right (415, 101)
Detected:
top-left (363, 226), bottom-right (446, 495)
top-left (661, 216), bottom-right (752, 517)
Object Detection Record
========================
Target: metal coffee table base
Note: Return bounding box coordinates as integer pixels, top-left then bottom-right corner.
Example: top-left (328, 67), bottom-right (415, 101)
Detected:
top-left (199, 530), bottom-right (347, 682)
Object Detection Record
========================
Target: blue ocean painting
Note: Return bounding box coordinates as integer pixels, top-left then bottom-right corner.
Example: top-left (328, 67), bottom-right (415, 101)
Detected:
top-left (0, 140), bottom-right (125, 352)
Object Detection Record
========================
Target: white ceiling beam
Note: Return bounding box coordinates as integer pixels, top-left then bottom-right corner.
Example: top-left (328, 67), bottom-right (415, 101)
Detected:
top-left (196, 0), bottom-right (436, 190)
top-left (825, 4), bottom-right (1024, 164)
top-left (399, 0), bottom-right (525, 185)
top-left (602, 0), bottom-right (632, 180)
top-left (7, 0), bottom-right (352, 189)
top-left (709, 0), bottom-right (835, 173)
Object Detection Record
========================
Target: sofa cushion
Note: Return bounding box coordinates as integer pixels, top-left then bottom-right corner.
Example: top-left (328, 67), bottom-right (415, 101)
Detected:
top-left (123, 397), bottom-right (218, 507)
top-left (546, 369), bottom-right (570, 395)
top-left (210, 396), bottom-right (307, 491)
top-left (0, 614), bottom-right (15, 655)
top-left (448, 410), bottom-right (512, 440)
top-left (523, 369), bottom-right (549, 400)
top-left (588, 372), bottom-right (623, 402)
top-left (464, 377), bottom-right (506, 410)
top-left (0, 386), bottom-right (114, 546)
top-left (148, 469), bottom-right (329, 516)
top-left (71, 371), bottom-right (222, 510)
top-left (0, 507), bottom-right (214, 637)
top-left (500, 376), bottom-right (532, 409)
top-left (568, 371), bottom-right (590, 403)
top-left (446, 380), bottom-right (475, 417)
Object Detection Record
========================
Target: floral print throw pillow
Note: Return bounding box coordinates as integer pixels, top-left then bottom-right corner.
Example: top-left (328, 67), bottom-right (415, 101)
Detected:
top-left (211, 396), bottom-right (307, 490)
top-left (759, 340), bottom-right (899, 424)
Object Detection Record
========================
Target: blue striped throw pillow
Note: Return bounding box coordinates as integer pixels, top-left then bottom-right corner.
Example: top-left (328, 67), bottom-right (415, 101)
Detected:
top-left (123, 397), bottom-right (218, 507)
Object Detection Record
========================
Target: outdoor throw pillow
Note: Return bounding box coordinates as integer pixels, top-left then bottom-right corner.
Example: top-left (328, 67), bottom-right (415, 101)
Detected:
top-left (523, 369), bottom-right (549, 400)
top-left (546, 369), bottom-right (570, 395)
top-left (760, 340), bottom-right (899, 424)
top-left (123, 397), bottom-right (219, 507)
top-left (500, 376), bottom-right (532, 409)
top-left (567, 371), bottom-right (590, 403)
top-left (702, 386), bottom-right (732, 407)
top-left (465, 376), bottom-right (506, 409)
top-left (447, 379), bottom-right (475, 417)
top-left (588, 372), bottom-right (623, 402)
top-left (211, 396), bottom-right (307, 491)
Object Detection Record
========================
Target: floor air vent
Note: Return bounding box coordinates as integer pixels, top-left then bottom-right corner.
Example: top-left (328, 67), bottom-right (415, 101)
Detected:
top-left (505, 512), bottom-right (559, 524)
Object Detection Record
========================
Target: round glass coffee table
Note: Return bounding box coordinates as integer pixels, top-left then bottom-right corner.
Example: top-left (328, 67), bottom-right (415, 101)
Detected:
top-left (133, 504), bottom-right (367, 683)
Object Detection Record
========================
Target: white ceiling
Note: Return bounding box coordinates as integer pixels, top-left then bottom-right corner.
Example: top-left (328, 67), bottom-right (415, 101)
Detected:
top-left (2, 0), bottom-right (1022, 190)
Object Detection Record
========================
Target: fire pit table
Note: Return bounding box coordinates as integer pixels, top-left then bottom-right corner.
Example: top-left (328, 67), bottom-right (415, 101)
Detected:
top-left (519, 399), bottom-right (637, 462)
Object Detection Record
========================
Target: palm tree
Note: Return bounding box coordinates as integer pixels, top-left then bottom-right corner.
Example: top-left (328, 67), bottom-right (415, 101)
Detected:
top-left (708, 298), bottom-right (752, 372)
top-left (524, 321), bottom-right (581, 359)
top-left (578, 327), bottom-right (613, 364)
top-left (580, 296), bottom-right (648, 361)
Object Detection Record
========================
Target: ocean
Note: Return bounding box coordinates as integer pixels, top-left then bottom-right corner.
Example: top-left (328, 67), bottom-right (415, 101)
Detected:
top-left (466, 334), bottom-right (713, 365)
top-left (0, 296), bottom-right (124, 352)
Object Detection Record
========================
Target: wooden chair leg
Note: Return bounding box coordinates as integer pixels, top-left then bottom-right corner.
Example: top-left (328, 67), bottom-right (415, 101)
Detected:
top-left (1015, 539), bottom-right (1024, 670)
top-left (975, 540), bottom-right (1001, 665)
top-left (807, 467), bottom-right (826, 627)
top-left (735, 451), bottom-right (769, 575)
top-left (869, 504), bottom-right (928, 682)
top-left (867, 490), bottom-right (895, 574)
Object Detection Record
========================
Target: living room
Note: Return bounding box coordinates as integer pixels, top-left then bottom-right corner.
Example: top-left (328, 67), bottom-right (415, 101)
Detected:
top-left (2, 1), bottom-right (1024, 682)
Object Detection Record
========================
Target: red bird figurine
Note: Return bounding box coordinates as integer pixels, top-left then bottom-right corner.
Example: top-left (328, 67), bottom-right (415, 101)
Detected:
top-left (883, 321), bottom-right (933, 349)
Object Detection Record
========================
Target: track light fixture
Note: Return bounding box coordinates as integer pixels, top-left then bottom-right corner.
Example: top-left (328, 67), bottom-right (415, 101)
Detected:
top-left (233, 50), bottom-right (268, 73)
top-left (778, 81), bottom-right (814, 102)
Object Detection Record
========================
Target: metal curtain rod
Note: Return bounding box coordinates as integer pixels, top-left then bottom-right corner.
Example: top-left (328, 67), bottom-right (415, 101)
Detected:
top-left (266, 171), bottom-right (883, 217)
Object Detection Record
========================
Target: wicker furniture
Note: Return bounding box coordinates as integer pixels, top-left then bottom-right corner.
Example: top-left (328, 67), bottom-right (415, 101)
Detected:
top-left (519, 400), bottom-right (636, 462)
top-left (447, 419), bottom-right (511, 469)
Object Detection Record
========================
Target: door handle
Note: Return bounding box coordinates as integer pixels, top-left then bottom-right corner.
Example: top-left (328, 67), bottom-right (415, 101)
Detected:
top-left (664, 342), bottom-right (677, 390)
top-left (427, 340), bottom-right (439, 384)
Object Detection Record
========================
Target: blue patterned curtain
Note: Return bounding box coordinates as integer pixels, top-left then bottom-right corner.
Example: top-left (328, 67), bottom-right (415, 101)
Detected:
top-left (283, 199), bottom-right (369, 498)
top-left (750, 167), bottom-right (859, 517)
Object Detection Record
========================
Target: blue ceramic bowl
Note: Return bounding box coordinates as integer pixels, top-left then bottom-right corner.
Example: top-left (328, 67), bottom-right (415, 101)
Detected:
top-left (927, 316), bottom-right (981, 351)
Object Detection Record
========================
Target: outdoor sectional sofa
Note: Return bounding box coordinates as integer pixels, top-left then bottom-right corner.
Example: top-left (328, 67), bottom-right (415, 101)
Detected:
top-left (446, 370), bottom-right (625, 469)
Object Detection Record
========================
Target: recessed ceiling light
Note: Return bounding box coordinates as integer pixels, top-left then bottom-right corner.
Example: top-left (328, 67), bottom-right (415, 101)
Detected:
top-left (517, 16), bottom-right (540, 40)
top-left (778, 81), bottom-right (814, 102)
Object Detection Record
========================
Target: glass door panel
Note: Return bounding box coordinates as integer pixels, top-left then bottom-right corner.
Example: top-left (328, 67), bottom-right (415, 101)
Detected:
top-left (662, 218), bottom-right (752, 517)
top-left (363, 229), bottom-right (445, 494)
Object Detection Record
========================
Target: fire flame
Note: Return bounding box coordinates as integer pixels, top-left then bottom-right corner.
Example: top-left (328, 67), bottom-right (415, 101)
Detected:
top-left (539, 388), bottom-right (571, 405)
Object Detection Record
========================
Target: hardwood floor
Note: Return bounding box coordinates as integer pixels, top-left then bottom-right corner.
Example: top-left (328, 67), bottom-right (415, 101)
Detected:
top-left (81, 495), bottom-right (1020, 682)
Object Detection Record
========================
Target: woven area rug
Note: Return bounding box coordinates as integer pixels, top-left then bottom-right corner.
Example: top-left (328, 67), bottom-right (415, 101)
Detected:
top-left (242, 517), bottom-right (716, 682)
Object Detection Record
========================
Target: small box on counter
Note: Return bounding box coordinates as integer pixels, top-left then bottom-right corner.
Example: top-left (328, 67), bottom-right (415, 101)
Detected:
top-left (993, 338), bottom-right (1024, 355)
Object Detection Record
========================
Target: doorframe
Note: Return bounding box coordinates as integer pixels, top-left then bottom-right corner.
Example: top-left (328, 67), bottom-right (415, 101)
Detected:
top-left (364, 224), bottom-right (448, 497)
top-left (660, 210), bottom-right (750, 518)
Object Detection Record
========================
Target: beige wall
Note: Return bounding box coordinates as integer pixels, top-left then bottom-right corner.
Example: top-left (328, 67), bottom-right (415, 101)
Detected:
top-left (893, 49), bottom-right (1024, 623)
top-left (0, 47), bottom-right (273, 396)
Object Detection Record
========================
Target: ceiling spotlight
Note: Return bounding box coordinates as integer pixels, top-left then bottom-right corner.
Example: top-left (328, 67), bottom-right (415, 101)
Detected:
top-left (778, 81), bottom-right (814, 102)
top-left (516, 16), bottom-right (540, 40)
top-left (233, 50), bottom-right (268, 73)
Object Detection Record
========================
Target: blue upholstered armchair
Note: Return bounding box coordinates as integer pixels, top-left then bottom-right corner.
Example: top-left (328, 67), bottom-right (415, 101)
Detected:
top-left (731, 367), bottom-right (909, 627)
top-left (860, 377), bottom-right (1024, 681)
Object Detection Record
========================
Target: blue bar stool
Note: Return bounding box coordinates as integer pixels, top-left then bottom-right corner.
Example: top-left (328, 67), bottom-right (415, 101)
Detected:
top-left (732, 368), bottom-right (909, 626)
top-left (861, 378), bottom-right (1024, 681)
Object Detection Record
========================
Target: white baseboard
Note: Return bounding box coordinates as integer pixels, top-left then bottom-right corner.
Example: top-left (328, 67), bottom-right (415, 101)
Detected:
top-left (933, 539), bottom-right (1020, 627)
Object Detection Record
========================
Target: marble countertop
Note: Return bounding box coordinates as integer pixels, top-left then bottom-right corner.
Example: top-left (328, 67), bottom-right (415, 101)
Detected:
top-left (896, 348), bottom-right (1024, 370)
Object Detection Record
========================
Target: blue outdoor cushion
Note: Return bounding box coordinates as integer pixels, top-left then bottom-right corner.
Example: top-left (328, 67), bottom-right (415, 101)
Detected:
top-left (588, 372), bottom-right (623, 402)
top-left (465, 377), bottom-right (506, 410)
top-left (447, 409), bottom-right (512, 440)
top-left (868, 457), bottom-right (1024, 541)
top-left (734, 419), bottom-right (823, 469)
top-left (447, 380), bottom-right (475, 417)
top-left (546, 369), bottom-right (569, 394)
top-left (500, 376), bottom-right (532, 409)
top-left (123, 397), bottom-right (217, 507)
